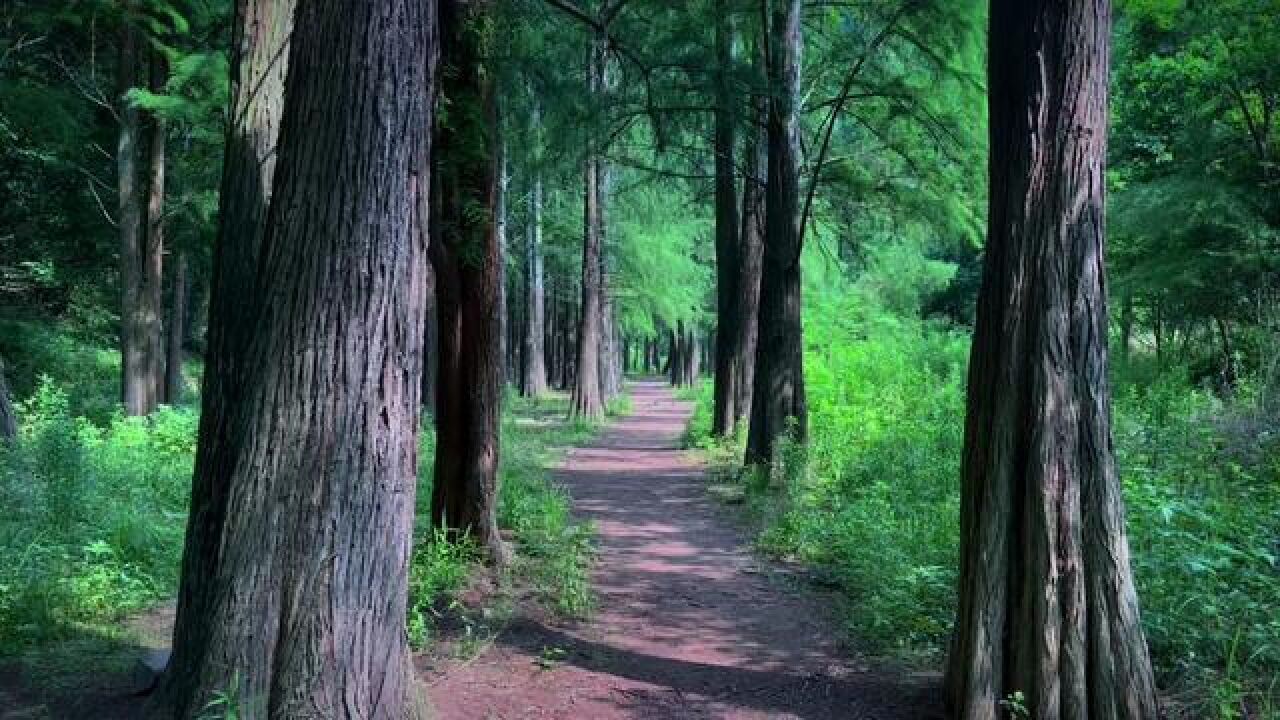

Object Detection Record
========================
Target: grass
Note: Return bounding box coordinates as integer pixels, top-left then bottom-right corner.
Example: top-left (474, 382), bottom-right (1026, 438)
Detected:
top-left (0, 375), bottom-right (620, 698)
top-left (686, 302), bottom-right (1280, 719)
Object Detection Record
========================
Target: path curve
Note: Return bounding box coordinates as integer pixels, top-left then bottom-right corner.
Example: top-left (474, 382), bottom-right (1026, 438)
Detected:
top-left (423, 381), bottom-right (942, 719)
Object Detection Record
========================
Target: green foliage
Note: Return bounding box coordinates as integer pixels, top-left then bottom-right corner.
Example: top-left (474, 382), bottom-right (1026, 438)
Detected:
top-left (689, 292), bottom-right (1280, 716)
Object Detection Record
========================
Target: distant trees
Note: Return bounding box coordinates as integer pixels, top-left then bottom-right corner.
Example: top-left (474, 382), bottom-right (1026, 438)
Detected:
top-left (946, 1), bottom-right (1159, 717)
top-left (157, 1), bottom-right (433, 717)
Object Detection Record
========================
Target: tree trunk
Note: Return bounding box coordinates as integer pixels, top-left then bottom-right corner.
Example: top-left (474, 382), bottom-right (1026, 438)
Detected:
top-left (946, 2), bottom-right (1159, 718)
top-left (161, 0), bottom-right (294, 707)
top-left (156, 0), bottom-right (433, 716)
top-left (141, 49), bottom-right (167, 412)
top-left (496, 128), bottom-right (509, 387)
top-left (521, 158), bottom-right (549, 396)
top-left (0, 358), bottom-right (17, 442)
top-left (736, 87), bottom-right (766, 427)
top-left (117, 12), bottom-right (148, 417)
top-left (746, 0), bottom-right (806, 466)
top-left (163, 251), bottom-right (188, 405)
top-left (711, 0), bottom-right (742, 438)
top-left (431, 0), bottom-right (509, 567)
top-left (571, 31), bottom-right (608, 420)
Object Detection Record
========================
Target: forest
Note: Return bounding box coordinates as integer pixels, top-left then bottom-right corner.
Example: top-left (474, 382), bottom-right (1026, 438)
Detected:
top-left (0, 0), bottom-right (1277, 718)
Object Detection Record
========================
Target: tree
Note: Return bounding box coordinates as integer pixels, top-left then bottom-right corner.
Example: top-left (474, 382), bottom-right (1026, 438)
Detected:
top-left (570, 27), bottom-right (611, 420)
top-left (161, 0), bottom-right (294, 707)
top-left (163, 251), bottom-right (188, 405)
top-left (946, 1), bottom-right (1160, 717)
top-left (745, 0), bottom-right (806, 466)
top-left (521, 99), bottom-right (550, 397)
top-left (431, 0), bottom-right (510, 567)
top-left (157, 0), bottom-right (434, 717)
top-left (117, 6), bottom-right (151, 417)
top-left (710, 0), bottom-right (742, 438)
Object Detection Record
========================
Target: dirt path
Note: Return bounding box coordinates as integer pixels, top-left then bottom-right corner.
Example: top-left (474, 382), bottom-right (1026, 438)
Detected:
top-left (423, 381), bottom-right (942, 720)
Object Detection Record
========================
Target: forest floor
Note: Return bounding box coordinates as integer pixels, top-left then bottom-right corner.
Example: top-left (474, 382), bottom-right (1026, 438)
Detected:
top-left (421, 380), bottom-right (942, 720)
top-left (0, 380), bottom-right (943, 720)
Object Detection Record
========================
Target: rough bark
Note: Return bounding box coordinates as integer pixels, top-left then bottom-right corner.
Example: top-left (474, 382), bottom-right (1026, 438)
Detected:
top-left (570, 31), bottom-right (608, 420)
top-left (117, 12), bottom-right (148, 417)
top-left (161, 0), bottom-right (294, 708)
top-left (163, 251), bottom-right (187, 405)
top-left (157, 0), bottom-right (432, 716)
top-left (711, 0), bottom-right (742, 438)
top-left (431, 0), bottom-right (510, 567)
top-left (945, 2), bottom-right (1160, 718)
top-left (521, 150), bottom-right (549, 396)
top-left (736, 92), bottom-right (766, 426)
top-left (745, 0), bottom-right (806, 466)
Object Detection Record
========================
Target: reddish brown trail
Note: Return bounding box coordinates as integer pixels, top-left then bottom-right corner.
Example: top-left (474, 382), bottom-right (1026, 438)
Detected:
top-left (423, 380), bottom-right (942, 720)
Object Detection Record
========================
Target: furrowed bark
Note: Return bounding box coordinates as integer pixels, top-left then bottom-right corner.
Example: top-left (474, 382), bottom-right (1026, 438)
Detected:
top-left (711, 0), bottom-right (742, 438)
top-left (161, 0), bottom-right (294, 709)
top-left (431, 0), bottom-right (510, 567)
top-left (946, 1), bottom-right (1159, 718)
top-left (571, 30), bottom-right (608, 420)
top-left (746, 0), bottom-right (806, 467)
top-left (158, 0), bottom-right (433, 716)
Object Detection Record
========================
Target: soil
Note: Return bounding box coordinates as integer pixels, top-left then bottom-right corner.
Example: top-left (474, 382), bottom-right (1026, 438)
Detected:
top-left (420, 381), bottom-right (943, 719)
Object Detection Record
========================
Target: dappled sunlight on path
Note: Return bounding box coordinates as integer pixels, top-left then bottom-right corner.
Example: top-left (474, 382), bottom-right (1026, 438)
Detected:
top-left (422, 381), bottom-right (941, 719)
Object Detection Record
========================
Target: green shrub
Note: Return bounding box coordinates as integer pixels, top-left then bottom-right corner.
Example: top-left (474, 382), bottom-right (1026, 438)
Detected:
top-left (688, 299), bottom-right (1280, 716)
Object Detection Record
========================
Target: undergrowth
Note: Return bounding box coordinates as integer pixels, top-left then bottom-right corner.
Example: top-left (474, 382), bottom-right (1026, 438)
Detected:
top-left (687, 298), bottom-right (1280, 718)
top-left (1, 377), bottom-right (612, 679)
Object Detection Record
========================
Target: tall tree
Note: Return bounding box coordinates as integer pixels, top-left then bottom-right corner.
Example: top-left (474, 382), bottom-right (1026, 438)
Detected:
top-left (745, 0), bottom-right (806, 466)
top-left (710, 0), bottom-right (742, 437)
top-left (570, 27), bottom-right (610, 420)
top-left (946, 1), bottom-right (1159, 717)
top-left (117, 8), bottom-right (149, 416)
top-left (431, 0), bottom-right (510, 566)
top-left (142, 47), bottom-right (168, 409)
top-left (521, 99), bottom-right (550, 397)
top-left (159, 0), bottom-right (433, 714)
top-left (735, 88), bottom-right (766, 428)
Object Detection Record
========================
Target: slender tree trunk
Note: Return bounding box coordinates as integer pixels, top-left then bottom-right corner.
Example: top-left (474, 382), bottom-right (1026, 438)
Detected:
top-left (946, 2), bottom-right (1159, 718)
top-left (0, 358), bottom-right (16, 442)
top-left (746, 0), bottom-right (806, 466)
top-left (736, 89), bottom-right (766, 427)
top-left (163, 251), bottom-right (188, 405)
top-left (522, 157), bottom-right (549, 396)
top-left (496, 129), bottom-right (509, 387)
top-left (431, 0), bottom-right (509, 567)
top-left (156, 0), bottom-right (433, 716)
top-left (421, 262), bottom-right (438, 416)
top-left (160, 0), bottom-right (295, 707)
top-left (141, 49), bottom-right (167, 412)
top-left (711, 0), bottom-right (742, 437)
top-left (117, 12), bottom-right (148, 417)
top-left (1215, 315), bottom-right (1237, 389)
top-left (571, 31), bottom-right (608, 419)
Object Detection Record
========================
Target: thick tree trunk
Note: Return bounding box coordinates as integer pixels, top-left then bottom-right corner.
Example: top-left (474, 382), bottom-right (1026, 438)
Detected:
top-left (571, 32), bottom-right (608, 420)
top-left (431, 0), bottom-right (509, 567)
top-left (945, 2), bottom-right (1159, 718)
top-left (161, 0), bottom-right (294, 708)
top-left (746, 0), bottom-right (806, 466)
top-left (156, 0), bottom-right (433, 716)
top-left (711, 0), bottom-right (742, 438)
top-left (117, 13), bottom-right (149, 417)
top-left (163, 251), bottom-right (188, 405)
top-left (521, 159), bottom-right (549, 396)
top-left (736, 92), bottom-right (766, 427)
top-left (0, 358), bottom-right (16, 441)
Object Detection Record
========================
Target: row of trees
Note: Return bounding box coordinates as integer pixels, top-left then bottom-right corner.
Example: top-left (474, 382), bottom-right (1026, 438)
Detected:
top-left (9, 0), bottom-right (1268, 715)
